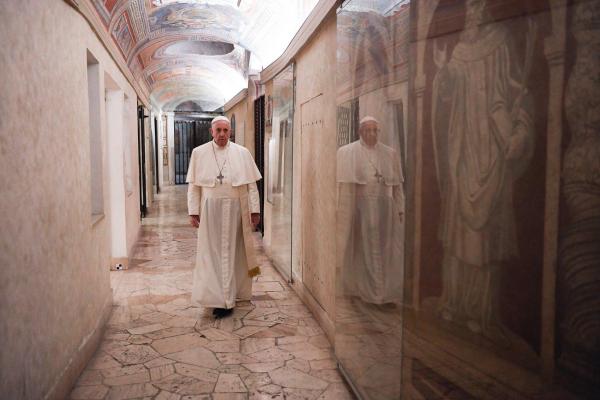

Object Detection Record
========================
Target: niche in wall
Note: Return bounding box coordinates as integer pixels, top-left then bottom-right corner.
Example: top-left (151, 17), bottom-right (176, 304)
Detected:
top-left (87, 50), bottom-right (104, 220)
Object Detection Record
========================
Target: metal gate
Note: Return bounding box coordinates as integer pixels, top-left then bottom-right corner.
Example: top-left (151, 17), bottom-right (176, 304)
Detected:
top-left (254, 95), bottom-right (265, 234)
top-left (137, 105), bottom-right (148, 217)
top-left (174, 119), bottom-right (212, 184)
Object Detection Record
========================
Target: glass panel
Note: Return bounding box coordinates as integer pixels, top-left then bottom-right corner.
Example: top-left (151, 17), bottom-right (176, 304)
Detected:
top-left (335, 1), bottom-right (410, 399)
top-left (335, 1), bottom-right (600, 398)
top-left (403, 1), bottom-right (599, 399)
top-left (269, 64), bottom-right (295, 278)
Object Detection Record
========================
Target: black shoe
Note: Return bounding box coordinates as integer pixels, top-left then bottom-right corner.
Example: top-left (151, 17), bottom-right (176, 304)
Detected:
top-left (213, 307), bottom-right (233, 319)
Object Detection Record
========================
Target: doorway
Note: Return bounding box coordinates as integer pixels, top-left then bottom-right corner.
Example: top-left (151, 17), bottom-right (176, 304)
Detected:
top-left (173, 119), bottom-right (212, 184)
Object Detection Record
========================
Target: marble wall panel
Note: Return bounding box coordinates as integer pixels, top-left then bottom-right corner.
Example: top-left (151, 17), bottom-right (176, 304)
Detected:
top-left (402, 0), bottom-right (600, 398)
top-left (328, 0), bottom-right (599, 398)
top-left (294, 12), bottom-right (338, 322)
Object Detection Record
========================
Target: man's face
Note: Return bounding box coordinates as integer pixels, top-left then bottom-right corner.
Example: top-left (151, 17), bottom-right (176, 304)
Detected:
top-left (465, 0), bottom-right (485, 26)
top-left (359, 121), bottom-right (379, 147)
top-left (211, 120), bottom-right (231, 147)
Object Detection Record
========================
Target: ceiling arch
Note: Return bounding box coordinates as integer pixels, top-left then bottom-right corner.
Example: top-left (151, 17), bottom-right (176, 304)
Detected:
top-left (90, 0), bottom-right (319, 111)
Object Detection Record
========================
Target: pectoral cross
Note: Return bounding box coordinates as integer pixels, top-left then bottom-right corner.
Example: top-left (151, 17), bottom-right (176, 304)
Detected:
top-left (374, 170), bottom-right (383, 183)
top-left (217, 173), bottom-right (224, 185)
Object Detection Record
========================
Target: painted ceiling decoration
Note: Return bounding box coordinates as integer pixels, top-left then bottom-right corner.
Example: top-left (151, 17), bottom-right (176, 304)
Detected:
top-left (90, 0), bottom-right (319, 111)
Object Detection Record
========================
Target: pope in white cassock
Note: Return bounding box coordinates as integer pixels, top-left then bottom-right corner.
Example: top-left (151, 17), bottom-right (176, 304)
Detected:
top-left (186, 116), bottom-right (262, 319)
top-left (336, 116), bottom-right (405, 304)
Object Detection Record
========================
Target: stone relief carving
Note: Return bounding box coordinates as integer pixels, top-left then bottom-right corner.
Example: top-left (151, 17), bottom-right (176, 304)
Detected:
top-left (558, 0), bottom-right (600, 390)
top-left (431, 0), bottom-right (537, 339)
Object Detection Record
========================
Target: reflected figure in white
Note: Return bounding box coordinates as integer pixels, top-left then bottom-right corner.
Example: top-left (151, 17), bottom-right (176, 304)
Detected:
top-left (431, 0), bottom-right (535, 335)
top-left (337, 116), bottom-right (404, 304)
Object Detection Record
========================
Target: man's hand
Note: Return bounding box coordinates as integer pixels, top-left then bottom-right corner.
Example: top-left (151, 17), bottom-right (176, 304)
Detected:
top-left (251, 213), bottom-right (260, 229)
top-left (190, 215), bottom-right (200, 228)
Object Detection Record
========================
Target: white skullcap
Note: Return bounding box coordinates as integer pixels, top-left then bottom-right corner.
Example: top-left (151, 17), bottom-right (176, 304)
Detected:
top-left (359, 116), bottom-right (379, 125)
top-left (211, 115), bottom-right (231, 125)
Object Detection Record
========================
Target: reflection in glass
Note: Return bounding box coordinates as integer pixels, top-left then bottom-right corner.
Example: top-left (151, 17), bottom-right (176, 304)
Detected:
top-left (333, 0), bottom-right (600, 398)
top-left (335, 1), bottom-right (409, 399)
top-left (268, 64), bottom-right (294, 278)
top-left (337, 116), bottom-right (404, 304)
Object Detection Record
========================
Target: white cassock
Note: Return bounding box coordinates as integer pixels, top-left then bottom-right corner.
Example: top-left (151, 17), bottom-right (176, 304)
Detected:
top-left (336, 140), bottom-right (404, 304)
top-left (186, 141), bottom-right (261, 309)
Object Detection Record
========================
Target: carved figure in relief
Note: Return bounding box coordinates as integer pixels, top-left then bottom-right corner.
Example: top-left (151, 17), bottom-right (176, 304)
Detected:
top-left (558, 0), bottom-right (600, 389)
top-left (431, 0), bottom-right (536, 336)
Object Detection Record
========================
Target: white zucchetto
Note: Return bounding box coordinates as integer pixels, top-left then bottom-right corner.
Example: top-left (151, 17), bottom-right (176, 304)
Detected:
top-left (211, 115), bottom-right (230, 125)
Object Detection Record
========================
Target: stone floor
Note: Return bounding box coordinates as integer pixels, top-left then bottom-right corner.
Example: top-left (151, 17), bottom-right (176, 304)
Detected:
top-left (69, 185), bottom-right (354, 400)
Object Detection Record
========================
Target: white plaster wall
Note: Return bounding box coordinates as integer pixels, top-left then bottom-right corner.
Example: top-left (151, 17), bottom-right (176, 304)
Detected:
top-left (245, 79), bottom-right (258, 157)
top-left (87, 61), bottom-right (105, 216)
top-left (124, 96), bottom-right (141, 255)
top-left (0, 1), bottom-right (140, 398)
top-left (226, 99), bottom-right (248, 148)
top-left (106, 89), bottom-right (129, 258)
top-left (154, 111), bottom-right (166, 189)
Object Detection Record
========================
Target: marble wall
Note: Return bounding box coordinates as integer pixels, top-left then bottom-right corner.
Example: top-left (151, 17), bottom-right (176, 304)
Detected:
top-left (0, 0), bottom-right (141, 398)
top-left (238, 0), bottom-right (600, 397)
top-left (403, 0), bottom-right (599, 398)
top-left (292, 11), bottom-right (339, 339)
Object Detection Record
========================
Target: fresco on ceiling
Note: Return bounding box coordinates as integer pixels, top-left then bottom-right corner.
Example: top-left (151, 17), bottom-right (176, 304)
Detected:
top-left (142, 43), bottom-right (246, 80)
top-left (112, 11), bottom-right (135, 56)
top-left (151, 83), bottom-right (224, 112)
top-left (149, 67), bottom-right (214, 85)
top-left (91, 0), bottom-right (111, 25)
top-left (104, 0), bottom-right (118, 13)
top-left (148, 3), bottom-right (242, 39)
top-left (160, 40), bottom-right (234, 57)
top-left (145, 52), bottom-right (243, 78)
top-left (137, 37), bottom-right (175, 67)
top-left (130, 56), bottom-right (143, 77)
top-left (89, 0), bottom-right (318, 111)
top-left (151, 74), bottom-right (240, 109)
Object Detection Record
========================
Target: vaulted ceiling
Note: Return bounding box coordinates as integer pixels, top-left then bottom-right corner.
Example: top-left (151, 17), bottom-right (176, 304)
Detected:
top-left (90, 0), bottom-right (318, 111)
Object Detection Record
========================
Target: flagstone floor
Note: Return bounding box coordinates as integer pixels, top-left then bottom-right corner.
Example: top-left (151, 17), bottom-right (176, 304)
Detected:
top-left (69, 185), bottom-right (354, 400)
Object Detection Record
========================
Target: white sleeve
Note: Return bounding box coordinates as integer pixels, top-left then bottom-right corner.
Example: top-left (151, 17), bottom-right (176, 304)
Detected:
top-left (248, 182), bottom-right (260, 214)
top-left (188, 184), bottom-right (202, 215)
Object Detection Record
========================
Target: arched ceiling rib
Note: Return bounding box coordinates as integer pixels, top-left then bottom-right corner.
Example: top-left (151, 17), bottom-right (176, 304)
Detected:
top-left (90, 0), bottom-right (319, 111)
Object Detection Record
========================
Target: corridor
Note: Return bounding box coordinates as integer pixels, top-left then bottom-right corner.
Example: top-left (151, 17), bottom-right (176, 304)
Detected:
top-left (2, 0), bottom-right (600, 398)
top-left (69, 186), bottom-right (352, 400)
